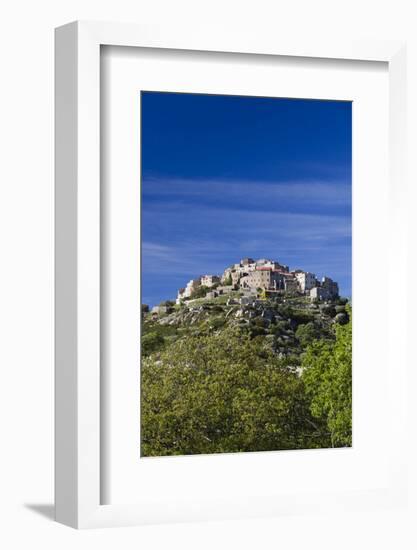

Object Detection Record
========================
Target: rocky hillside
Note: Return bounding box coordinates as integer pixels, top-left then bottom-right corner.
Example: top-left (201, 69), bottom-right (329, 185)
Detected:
top-left (142, 291), bottom-right (350, 363)
top-left (141, 290), bottom-right (352, 456)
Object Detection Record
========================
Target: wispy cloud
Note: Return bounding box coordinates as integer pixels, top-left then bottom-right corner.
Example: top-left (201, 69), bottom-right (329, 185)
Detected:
top-left (142, 203), bottom-right (351, 246)
top-left (142, 176), bottom-right (351, 215)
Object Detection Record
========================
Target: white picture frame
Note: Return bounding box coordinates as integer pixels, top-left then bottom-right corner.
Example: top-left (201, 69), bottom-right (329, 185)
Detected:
top-left (55, 20), bottom-right (407, 529)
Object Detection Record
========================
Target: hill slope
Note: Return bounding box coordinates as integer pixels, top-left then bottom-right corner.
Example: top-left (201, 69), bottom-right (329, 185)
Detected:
top-left (141, 293), bottom-right (351, 457)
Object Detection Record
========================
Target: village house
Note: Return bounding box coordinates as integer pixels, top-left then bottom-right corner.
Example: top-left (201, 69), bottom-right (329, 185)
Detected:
top-left (255, 258), bottom-right (288, 272)
top-left (241, 257), bottom-right (255, 265)
top-left (200, 274), bottom-right (220, 287)
top-left (309, 277), bottom-right (339, 301)
top-left (284, 276), bottom-right (299, 293)
top-left (221, 267), bottom-right (233, 283)
top-left (176, 287), bottom-right (186, 304)
top-left (310, 286), bottom-right (332, 301)
top-left (151, 305), bottom-right (171, 315)
top-left (231, 270), bottom-right (241, 286)
top-left (225, 258), bottom-right (289, 288)
top-left (294, 271), bottom-right (317, 292)
top-left (176, 278), bottom-right (201, 303)
top-left (240, 267), bottom-right (285, 290)
top-left (216, 285), bottom-right (234, 294)
top-left (185, 278), bottom-right (201, 297)
top-left (321, 276), bottom-right (339, 297)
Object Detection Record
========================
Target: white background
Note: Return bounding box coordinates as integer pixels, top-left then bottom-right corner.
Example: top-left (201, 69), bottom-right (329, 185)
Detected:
top-left (1, 1), bottom-right (417, 548)
top-left (103, 47), bottom-right (393, 508)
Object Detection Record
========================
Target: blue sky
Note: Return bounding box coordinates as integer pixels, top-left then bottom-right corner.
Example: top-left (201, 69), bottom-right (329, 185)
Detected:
top-left (141, 92), bottom-right (352, 307)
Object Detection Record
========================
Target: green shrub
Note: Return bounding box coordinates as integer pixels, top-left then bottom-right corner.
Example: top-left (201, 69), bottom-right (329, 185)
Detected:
top-left (271, 320), bottom-right (290, 333)
top-left (160, 300), bottom-right (175, 307)
top-left (209, 316), bottom-right (225, 330)
top-left (141, 327), bottom-right (326, 456)
top-left (142, 332), bottom-right (165, 356)
top-left (296, 322), bottom-right (319, 347)
top-left (291, 310), bottom-right (314, 325)
top-left (302, 308), bottom-right (352, 447)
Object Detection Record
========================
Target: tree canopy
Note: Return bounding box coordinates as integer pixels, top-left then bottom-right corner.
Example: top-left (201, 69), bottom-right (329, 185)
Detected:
top-left (141, 301), bottom-right (352, 456)
top-left (302, 307), bottom-right (352, 447)
top-left (141, 327), bottom-right (335, 456)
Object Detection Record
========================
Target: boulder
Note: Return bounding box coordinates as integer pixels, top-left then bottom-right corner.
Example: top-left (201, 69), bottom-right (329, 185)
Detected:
top-left (320, 304), bottom-right (336, 317)
top-left (334, 312), bottom-right (349, 325)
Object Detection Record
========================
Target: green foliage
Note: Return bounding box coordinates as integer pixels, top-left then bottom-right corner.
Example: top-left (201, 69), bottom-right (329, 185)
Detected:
top-left (160, 299), bottom-right (175, 307)
top-left (208, 316), bottom-right (225, 330)
top-left (190, 286), bottom-right (209, 299)
top-left (141, 327), bottom-right (329, 456)
top-left (143, 321), bottom-right (179, 339)
top-left (249, 326), bottom-right (267, 337)
top-left (210, 292), bottom-right (240, 305)
top-left (140, 294), bottom-right (352, 456)
top-left (270, 320), bottom-right (290, 334)
top-left (141, 304), bottom-right (149, 313)
top-left (302, 308), bottom-right (352, 447)
top-left (296, 322), bottom-right (320, 348)
top-left (276, 304), bottom-right (293, 319)
top-left (290, 309), bottom-right (314, 325)
top-left (142, 331), bottom-right (165, 356)
top-left (224, 274), bottom-right (233, 286)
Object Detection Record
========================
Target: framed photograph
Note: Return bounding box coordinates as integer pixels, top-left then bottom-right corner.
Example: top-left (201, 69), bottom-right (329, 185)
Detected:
top-left (55, 21), bottom-right (407, 528)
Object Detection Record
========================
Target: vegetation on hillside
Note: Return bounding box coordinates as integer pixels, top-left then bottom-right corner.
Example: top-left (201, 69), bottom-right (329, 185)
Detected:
top-left (302, 309), bottom-right (352, 447)
top-left (141, 294), bottom-right (352, 456)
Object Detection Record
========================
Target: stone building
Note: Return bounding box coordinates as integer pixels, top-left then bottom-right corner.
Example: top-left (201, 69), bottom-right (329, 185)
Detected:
top-left (321, 276), bottom-right (339, 298)
top-left (310, 286), bottom-right (332, 301)
top-left (240, 267), bottom-right (285, 290)
top-left (200, 274), bottom-right (220, 287)
top-left (176, 287), bottom-right (186, 304)
top-left (178, 278), bottom-right (201, 300)
top-left (241, 257), bottom-right (255, 265)
top-left (231, 270), bottom-right (241, 286)
top-left (255, 258), bottom-right (269, 266)
top-left (151, 305), bottom-right (171, 315)
top-left (255, 259), bottom-right (289, 272)
top-left (221, 267), bottom-right (233, 283)
top-left (309, 277), bottom-right (339, 301)
top-left (284, 276), bottom-right (299, 293)
top-left (176, 277), bottom-right (204, 304)
top-left (294, 271), bottom-right (317, 292)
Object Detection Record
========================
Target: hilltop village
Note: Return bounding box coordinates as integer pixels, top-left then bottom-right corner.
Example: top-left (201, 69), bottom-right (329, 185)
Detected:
top-left (144, 256), bottom-right (348, 363)
top-left (175, 257), bottom-right (339, 306)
